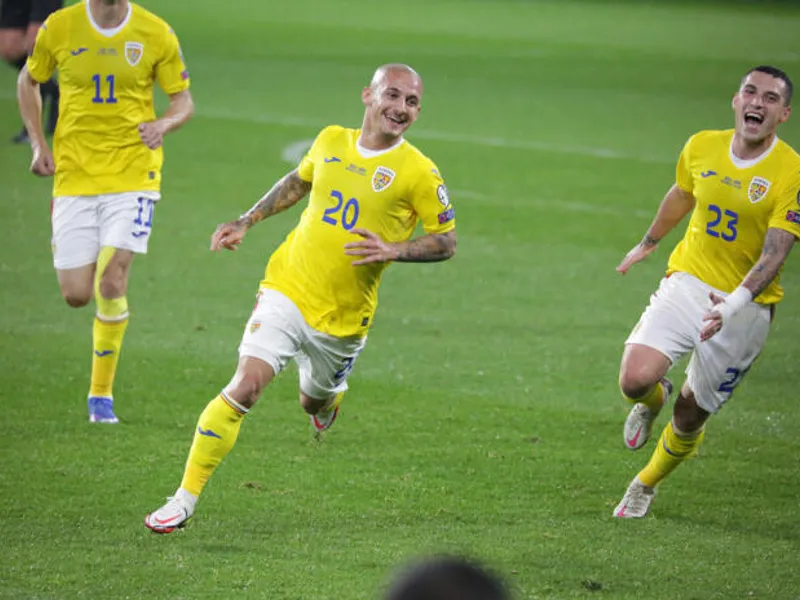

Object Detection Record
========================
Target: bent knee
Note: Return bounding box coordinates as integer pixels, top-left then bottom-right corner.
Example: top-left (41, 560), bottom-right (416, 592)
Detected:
top-left (63, 291), bottom-right (92, 308)
top-left (619, 369), bottom-right (658, 399)
top-left (98, 276), bottom-right (126, 300)
top-left (226, 371), bottom-right (268, 408)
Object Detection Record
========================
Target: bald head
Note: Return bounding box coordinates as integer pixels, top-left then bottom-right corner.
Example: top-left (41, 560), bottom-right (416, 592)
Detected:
top-left (370, 64), bottom-right (423, 93)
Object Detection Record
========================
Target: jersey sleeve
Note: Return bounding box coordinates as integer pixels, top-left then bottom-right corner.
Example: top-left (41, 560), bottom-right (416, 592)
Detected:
top-left (675, 135), bottom-right (695, 194)
top-left (297, 127), bottom-right (334, 182)
top-left (26, 18), bottom-right (56, 84)
top-left (768, 172), bottom-right (800, 239)
top-left (410, 161), bottom-right (455, 234)
top-left (155, 26), bottom-right (190, 95)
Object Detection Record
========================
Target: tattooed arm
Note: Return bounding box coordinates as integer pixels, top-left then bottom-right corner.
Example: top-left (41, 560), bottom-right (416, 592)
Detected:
top-left (617, 184), bottom-right (695, 274)
top-left (741, 228), bottom-right (797, 297)
top-left (210, 169), bottom-right (312, 251)
top-left (344, 228), bottom-right (457, 265)
top-left (700, 228), bottom-right (796, 341)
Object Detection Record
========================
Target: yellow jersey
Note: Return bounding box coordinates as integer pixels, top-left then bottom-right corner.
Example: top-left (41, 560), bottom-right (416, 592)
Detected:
top-left (669, 129), bottom-right (800, 304)
top-left (261, 126), bottom-right (456, 338)
top-left (26, 1), bottom-right (190, 197)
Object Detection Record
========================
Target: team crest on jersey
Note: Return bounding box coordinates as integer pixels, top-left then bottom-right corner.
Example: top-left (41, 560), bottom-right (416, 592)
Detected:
top-left (125, 42), bottom-right (144, 66)
top-left (747, 176), bottom-right (771, 204)
top-left (249, 321), bottom-right (261, 334)
top-left (372, 166), bottom-right (395, 192)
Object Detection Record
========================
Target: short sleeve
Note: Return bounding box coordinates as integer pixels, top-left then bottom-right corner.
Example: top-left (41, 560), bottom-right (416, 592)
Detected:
top-left (297, 127), bottom-right (331, 182)
top-left (156, 26), bottom-right (190, 95)
top-left (675, 135), bottom-right (695, 194)
top-left (410, 162), bottom-right (455, 234)
top-left (768, 173), bottom-right (800, 239)
top-left (26, 18), bottom-right (56, 83)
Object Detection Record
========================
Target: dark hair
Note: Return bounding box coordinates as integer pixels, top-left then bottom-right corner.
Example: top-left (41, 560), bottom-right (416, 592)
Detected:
top-left (386, 556), bottom-right (510, 600)
top-left (744, 65), bottom-right (793, 105)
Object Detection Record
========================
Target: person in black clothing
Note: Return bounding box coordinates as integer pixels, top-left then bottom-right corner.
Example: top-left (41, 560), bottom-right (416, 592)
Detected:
top-left (0, 0), bottom-right (61, 143)
top-left (386, 557), bottom-right (511, 600)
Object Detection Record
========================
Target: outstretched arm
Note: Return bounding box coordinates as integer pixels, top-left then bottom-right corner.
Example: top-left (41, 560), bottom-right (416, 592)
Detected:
top-left (701, 228), bottom-right (796, 340)
top-left (210, 170), bottom-right (312, 251)
top-left (344, 229), bottom-right (457, 265)
top-left (139, 89), bottom-right (195, 149)
top-left (617, 184), bottom-right (695, 274)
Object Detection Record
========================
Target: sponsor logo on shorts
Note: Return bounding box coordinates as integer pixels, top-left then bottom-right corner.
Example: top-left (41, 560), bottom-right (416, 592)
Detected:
top-left (125, 42), bottom-right (144, 67)
top-left (786, 210), bottom-right (800, 224)
top-left (748, 176), bottom-right (771, 203)
top-left (249, 320), bottom-right (261, 333)
top-left (437, 207), bottom-right (455, 224)
top-left (372, 166), bottom-right (395, 192)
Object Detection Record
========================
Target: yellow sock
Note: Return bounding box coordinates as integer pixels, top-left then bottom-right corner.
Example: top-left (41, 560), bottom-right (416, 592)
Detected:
top-left (180, 394), bottom-right (247, 497)
top-left (90, 246), bottom-right (129, 398)
top-left (622, 380), bottom-right (665, 412)
top-left (638, 422), bottom-right (705, 488)
top-left (90, 317), bottom-right (129, 397)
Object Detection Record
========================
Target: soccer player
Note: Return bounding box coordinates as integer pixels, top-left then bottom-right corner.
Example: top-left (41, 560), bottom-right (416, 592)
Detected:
top-left (613, 65), bottom-right (799, 518)
top-left (0, 0), bottom-right (61, 142)
top-left (17, 0), bottom-right (194, 423)
top-left (144, 63), bottom-right (457, 533)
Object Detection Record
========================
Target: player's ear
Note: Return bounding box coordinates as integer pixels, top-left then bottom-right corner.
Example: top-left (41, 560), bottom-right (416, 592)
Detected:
top-left (779, 103), bottom-right (791, 124)
top-left (362, 86), bottom-right (372, 106)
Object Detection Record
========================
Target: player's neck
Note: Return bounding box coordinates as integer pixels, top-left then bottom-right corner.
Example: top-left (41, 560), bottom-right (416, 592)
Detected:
top-left (358, 128), bottom-right (403, 152)
top-left (89, 0), bottom-right (130, 28)
top-left (731, 133), bottom-right (777, 161)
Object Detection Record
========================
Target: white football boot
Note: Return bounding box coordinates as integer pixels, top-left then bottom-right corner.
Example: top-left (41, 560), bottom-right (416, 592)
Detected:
top-left (613, 477), bottom-right (656, 519)
top-left (623, 377), bottom-right (673, 450)
top-left (145, 492), bottom-right (195, 534)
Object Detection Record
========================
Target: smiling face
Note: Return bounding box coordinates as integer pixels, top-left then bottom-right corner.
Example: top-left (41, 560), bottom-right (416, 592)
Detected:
top-left (733, 71), bottom-right (791, 146)
top-left (361, 65), bottom-right (423, 147)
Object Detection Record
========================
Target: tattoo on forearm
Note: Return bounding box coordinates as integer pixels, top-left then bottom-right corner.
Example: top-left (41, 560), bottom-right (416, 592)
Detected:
top-left (743, 228), bottom-right (796, 297)
top-left (396, 231), bottom-right (457, 263)
top-left (239, 171), bottom-right (311, 228)
top-left (642, 234), bottom-right (660, 247)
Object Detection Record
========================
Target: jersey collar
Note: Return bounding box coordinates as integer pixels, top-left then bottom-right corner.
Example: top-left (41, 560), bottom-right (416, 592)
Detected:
top-left (355, 135), bottom-right (405, 159)
top-left (85, 0), bottom-right (133, 38)
top-left (729, 134), bottom-right (779, 169)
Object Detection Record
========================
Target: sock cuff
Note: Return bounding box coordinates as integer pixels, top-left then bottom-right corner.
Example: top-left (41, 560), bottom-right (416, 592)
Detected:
top-left (220, 391), bottom-right (249, 415)
top-left (96, 311), bottom-right (130, 323)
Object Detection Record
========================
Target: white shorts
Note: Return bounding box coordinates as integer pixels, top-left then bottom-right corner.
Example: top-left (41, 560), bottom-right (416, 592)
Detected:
top-left (238, 289), bottom-right (367, 400)
top-left (51, 191), bottom-right (161, 270)
top-left (626, 272), bottom-right (771, 414)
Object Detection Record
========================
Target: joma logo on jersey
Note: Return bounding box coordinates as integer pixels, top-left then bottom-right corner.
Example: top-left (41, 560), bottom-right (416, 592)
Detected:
top-left (748, 177), bottom-right (771, 204)
top-left (372, 166), bottom-right (395, 192)
top-left (125, 42), bottom-right (143, 66)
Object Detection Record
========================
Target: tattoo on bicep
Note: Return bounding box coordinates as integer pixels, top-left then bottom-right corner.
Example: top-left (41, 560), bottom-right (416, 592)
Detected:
top-left (744, 228), bottom-right (796, 297)
top-left (241, 171), bottom-right (311, 227)
top-left (396, 230), bottom-right (457, 263)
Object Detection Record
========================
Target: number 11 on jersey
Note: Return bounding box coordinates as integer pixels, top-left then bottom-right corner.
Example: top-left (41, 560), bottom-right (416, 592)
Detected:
top-left (92, 74), bottom-right (117, 104)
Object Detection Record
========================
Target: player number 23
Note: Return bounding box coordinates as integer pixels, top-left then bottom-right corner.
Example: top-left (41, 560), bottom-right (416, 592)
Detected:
top-left (322, 190), bottom-right (360, 230)
top-left (706, 204), bottom-right (738, 242)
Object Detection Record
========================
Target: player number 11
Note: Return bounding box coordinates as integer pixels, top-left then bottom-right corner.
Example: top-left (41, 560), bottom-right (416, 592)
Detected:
top-left (91, 74), bottom-right (118, 104)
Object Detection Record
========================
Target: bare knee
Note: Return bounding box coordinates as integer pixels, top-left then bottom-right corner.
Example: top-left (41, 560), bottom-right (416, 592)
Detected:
top-left (224, 358), bottom-right (275, 409)
top-left (63, 291), bottom-right (92, 308)
top-left (619, 344), bottom-right (670, 399)
top-left (673, 386), bottom-right (709, 432)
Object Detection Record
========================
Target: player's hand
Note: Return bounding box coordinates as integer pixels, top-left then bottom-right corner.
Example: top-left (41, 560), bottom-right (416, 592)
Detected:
top-left (138, 121), bottom-right (165, 149)
top-left (616, 242), bottom-right (658, 274)
top-left (210, 220), bottom-right (248, 251)
top-left (344, 228), bottom-right (400, 265)
top-left (700, 292), bottom-right (725, 341)
top-left (30, 143), bottom-right (55, 177)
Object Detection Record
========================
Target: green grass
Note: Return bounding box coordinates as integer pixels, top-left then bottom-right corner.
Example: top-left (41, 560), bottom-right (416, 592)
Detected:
top-left (1, 1), bottom-right (800, 598)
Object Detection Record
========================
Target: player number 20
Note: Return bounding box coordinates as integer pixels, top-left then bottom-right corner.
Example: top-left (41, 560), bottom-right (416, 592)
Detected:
top-left (706, 204), bottom-right (738, 241)
top-left (322, 190), bottom-right (360, 230)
